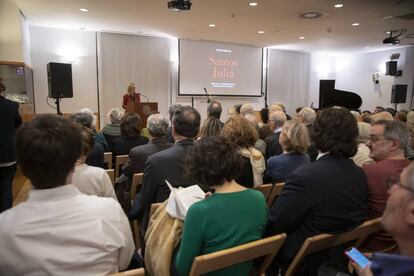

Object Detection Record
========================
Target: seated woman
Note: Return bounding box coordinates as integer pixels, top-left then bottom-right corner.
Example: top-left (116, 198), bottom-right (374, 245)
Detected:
top-left (352, 122), bottom-right (374, 167)
top-left (221, 116), bottom-right (265, 188)
top-left (175, 136), bottom-right (268, 276)
top-left (112, 113), bottom-right (149, 163)
top-left (265, 120), bottom-right (310, 183)
top-left (72, 126), bottom-right (117, 199)
top-left (198, 116), bottom-right (221, 139)
top-left (101, 107), bottom-right (124, 151)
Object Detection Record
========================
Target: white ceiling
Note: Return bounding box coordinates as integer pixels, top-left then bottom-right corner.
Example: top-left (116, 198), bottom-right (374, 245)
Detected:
top-left (15, 0), bottom-right (414, 54)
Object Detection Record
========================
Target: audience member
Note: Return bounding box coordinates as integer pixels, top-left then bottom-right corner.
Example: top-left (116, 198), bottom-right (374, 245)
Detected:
top-left (372, 111), bottom-right (394, 123)
top-left (271, 102), bottom-right (291, 119)
top-left (360, 112), bottom-right (373, 124)
top-left (259, 107), bottom-right (273, 139)
top-left (240, 102), bottom-right (254, 117)
top-left (112, 113), bottom-right (149, 164)
top-left (198, 116), bottom-right (222, 139)
top-left (0, 115), bottom-right (134, 275)
top-left (297, 107), bottom-right (318, 161)
top-left (352, 122), bottom-right (374, 167)
top-left (0, 77), bottom-right (22, 212)
top-left (72, 126), bottom-right (116, 199)
top-left (101, 107), bottom-right (124, 151)
top-left (354, 163), bottom-right (414, 276)
top-left (351, 110), bottom-right (361, 121)
top-left (395, 109), bottom-right (407, 122)
top-left (79, 107), bottom-right (109, 150)
top-left (174, 136), bottom-right (267, 276)
top-left (362, 120), bottom-right (410, 251)
top-left (166, 104), bottom-right (183, 143)
top-left (266, 108), bottom-right (368, 274)
top-left (233, 103), bottom-right (242, 115)
top-left (222, 116), bottom-right (265, 188)
top-left (385, 107), bottom-right (397, 118)
top-left (70, 111), bottom-right (105, 168)
top-left (207, 100), bottom-right (224, 127)
top-left (135, 106), bottom-right (201, 248)
top-left (244, 113), bottom-right (267, 155)
top-left (407, 111), bottom-right (414, 129)
top-left (264, 111), bottom-right (286, 159)
top-left (374, 106), bottom-right (385, 114)
top-left (265, 120), bottom-right (310, 184)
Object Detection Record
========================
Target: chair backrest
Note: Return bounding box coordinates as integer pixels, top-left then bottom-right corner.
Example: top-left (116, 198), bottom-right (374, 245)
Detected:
top-left (131, 173), bottom-right (144, 205)
top-left (267, 183), bottom-right (285, 208)
top-left (188, 233), bottom-right (286, 276)
top-left (109, 268), bottom-right (145, 276)
top-left (115, 155), bottom-right (129, 178)
top-left (255, 184), bottom-right (273, 202)
top-left (104, 152), bottom-right (113, 169)
top-left (285, 218), bottom-right (381, 276)
top-left (105, 169), bottom-right (115, 186)
top-left (150, 202), bottom-right (163, 219)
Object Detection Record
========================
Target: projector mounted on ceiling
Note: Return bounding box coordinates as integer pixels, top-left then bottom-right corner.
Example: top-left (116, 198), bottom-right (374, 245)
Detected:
top-left (383, 29), bottom-right (407, 45)
top-left (168, 0), bottom-right (192, 11)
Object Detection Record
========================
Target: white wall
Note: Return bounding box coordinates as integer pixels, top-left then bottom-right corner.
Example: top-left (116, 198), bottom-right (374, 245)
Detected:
top-left (0, 0), bottom-right (23, 62)
top-left (20, 11), bottom-right (31, 66)
top-left (309, 46), bottom-right (414, 111)
top-left (30, 26), bottom-right (98, 113)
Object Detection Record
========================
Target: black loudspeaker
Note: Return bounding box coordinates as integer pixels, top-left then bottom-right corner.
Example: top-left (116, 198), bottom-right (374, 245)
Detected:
top-left (47, 62), bottom-right (73, 98)
top-left (386, 61), bottom-right (397, 76)
top-left (391, 84), bottom-right (408, 104)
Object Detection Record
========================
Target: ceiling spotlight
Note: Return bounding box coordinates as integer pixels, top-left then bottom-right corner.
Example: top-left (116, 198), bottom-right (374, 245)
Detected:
top-left (168, 0), bottom-right (192, 11)
top-left (80, 8), bottom-right (88, 12)
top-left (334, 4), bottom-right (343, 8)
top-left (249, 2), bottom-right (258, 6)
top-left (352, 22), bottom-right (360, 26)
top-left (208, 24), bottom-right (215, 27)
top-left (299, 36), bottom-right (305, 39)
top-left (258, 30), bottom-right (265, 34)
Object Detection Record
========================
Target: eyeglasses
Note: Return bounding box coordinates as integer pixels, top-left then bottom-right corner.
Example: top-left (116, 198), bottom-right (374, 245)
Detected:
top-left (386, 179), bottom-right (414, 193)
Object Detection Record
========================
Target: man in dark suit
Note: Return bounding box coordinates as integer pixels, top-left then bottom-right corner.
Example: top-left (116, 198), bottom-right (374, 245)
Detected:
top-left (264, 110), bottom-right (286, 159)
top-left (265, 108), bottom-right (368, 274)
top-left (207, 100), bottom-right (225, 128)
top-left (135, 106), bottom-right (200, 239)
top-left (0, 77), bottom-right (22, 212)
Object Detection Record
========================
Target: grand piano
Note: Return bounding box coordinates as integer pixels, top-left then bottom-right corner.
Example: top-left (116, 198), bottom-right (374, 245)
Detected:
top-left (319, 80), bottom-right (362, 110)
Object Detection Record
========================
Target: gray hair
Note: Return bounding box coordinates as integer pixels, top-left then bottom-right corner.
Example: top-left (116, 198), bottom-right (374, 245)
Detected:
top-left (269, 111), bottom-right (287, 128)
top-left (79, 108), bottom-right (97, 128)
top-left (69, 112), bottom-right (93, 129)
top-left (298, 107), bottom-right (316, 125)
top-left (168, 104), bottom-right (183, 120)
top-left (374, 120), bottom-right (409, 150)
top-left (107, 108), bottom-right (124, 124)
top-left (240, 103), bottom-right (254, 116)
top-left (357, 122), bottom-right (371, 143)
top-left (147, 114), bottom-right (170, 137)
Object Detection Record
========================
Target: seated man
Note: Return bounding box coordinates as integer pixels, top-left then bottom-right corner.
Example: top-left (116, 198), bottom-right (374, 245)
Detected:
top-left (362, 120), bottom-right (410, 251)
top-left (354, 163), bottom-right (414, 276)
top-left (0, 115), bottom-right (134, 275)
top-left (266, 108), bottom-right (368, 274)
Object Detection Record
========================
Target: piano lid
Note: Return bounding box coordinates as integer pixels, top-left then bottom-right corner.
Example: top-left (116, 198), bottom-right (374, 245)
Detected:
top-left (319, 80), bottom-right (362, 110)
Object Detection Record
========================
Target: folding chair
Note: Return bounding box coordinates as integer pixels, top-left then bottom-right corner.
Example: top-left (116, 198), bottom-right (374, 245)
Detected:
top-left (104, 152), bottom-right (113, 169)
top-left (267, 183), bottom-right (285, 208)
top-left (255, 184), bottom-right (273, 203)
top-left (105, 169), bottom-right (115, 186)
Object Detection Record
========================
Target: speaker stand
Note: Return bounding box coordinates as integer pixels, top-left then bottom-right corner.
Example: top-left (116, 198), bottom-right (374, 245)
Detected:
top-left (54, 98), bottom-right (62, 115)
top-left (394, 103), bottom-right (398, 112)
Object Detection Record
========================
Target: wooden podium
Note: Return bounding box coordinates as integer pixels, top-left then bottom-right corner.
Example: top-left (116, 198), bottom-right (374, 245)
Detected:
top-left (126, 102), bottom-right (158, 128)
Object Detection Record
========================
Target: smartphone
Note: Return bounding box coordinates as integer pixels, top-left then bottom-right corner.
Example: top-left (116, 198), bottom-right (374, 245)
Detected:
top-left (345, 247), bottom-right (371, 269)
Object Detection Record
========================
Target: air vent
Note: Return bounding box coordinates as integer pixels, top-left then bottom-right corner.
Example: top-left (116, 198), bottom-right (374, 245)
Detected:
top-left (293, 10), bottom-right (329, 20)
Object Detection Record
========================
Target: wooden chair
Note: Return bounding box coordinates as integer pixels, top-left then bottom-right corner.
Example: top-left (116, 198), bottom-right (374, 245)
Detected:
top-left (284, 218), bottom-right (381, 276)
top-left (109, 268), bottom-right (145, 276)
top-left (255, 184), bottom-right (273, 203)
top-left (131, 173), bottom-right (144, 205)
top-left (130, 173), bottom-right (144, 249)
top-left (267, 183), bottom-right (285, 208)
top-left (188, 233), bottom-right (287, 276)
top-left (104, 152), bottom-right (113, 169)
top-left (150, 202), bottom-right (163, 219)
top-left (115, 155), bottom-right (129, 178)
top-left (105, 169), bottom-right (115, 185)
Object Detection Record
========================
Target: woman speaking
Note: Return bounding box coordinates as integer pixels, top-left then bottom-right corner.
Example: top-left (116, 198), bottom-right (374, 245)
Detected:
top-left (122, 83), bottom-right (141, 110)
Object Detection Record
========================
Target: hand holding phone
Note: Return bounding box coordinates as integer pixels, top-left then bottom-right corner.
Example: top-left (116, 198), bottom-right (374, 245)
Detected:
top-left (345, 247), bottom-right (371, 269)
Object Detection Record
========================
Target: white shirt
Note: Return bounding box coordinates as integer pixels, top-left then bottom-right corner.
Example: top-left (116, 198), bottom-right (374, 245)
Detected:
top-left (72, 163), bottom-right (117, 200)
top-left (0, 185), bottom-right (135, 276)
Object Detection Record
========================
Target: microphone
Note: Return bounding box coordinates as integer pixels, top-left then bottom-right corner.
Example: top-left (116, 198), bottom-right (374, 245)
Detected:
top-left (203, 88), bottom-right (212, 104)
top-left (139, 93), bottom-right (149, 102)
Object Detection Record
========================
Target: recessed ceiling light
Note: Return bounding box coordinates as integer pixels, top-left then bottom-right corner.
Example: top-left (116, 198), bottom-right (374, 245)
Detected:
top-left (352, 22), bottom-right (360, 26)
top-left (80, 8), bottom-right (88, 12)
top-left (365, 46), bottom-right (371, 49)
top-left (299, 36), bottom-right (305, 39)
top-left (258, 30), bottom-right (265, 34)
top-left (385, 31), bottom-right (391, 34)
top-left (249, 2), bottom-right (258, 6)
top-left (209, 24), bottom-right (215, 27)
top-left (334, 4), bottom-right (343, 8)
